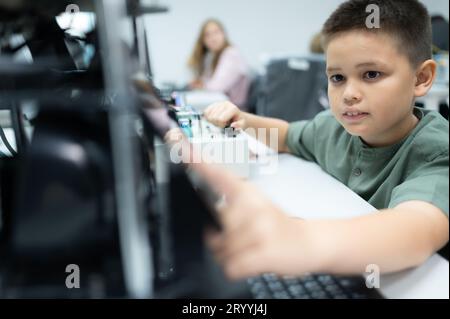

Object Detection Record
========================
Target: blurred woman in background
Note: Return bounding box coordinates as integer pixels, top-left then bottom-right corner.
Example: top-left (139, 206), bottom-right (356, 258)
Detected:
top-left (188, 19), bottom-right (251, 110)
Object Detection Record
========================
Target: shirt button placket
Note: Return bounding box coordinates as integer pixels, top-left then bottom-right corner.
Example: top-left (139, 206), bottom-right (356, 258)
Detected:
top-left (353, 168), bottom-right (362, 176)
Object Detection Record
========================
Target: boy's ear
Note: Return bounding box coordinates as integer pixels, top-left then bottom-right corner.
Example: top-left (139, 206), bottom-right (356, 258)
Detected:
top-left (414, 59), bottom-right (437, 98)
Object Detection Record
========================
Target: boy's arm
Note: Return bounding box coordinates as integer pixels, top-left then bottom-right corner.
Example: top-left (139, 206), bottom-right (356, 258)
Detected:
top-left (303, 201), bottom-right (449, 275)
top-left (197, 162), bottom-right (449, 279)
top-left (203, 101), bottom-right (291, 153)
top-left (240, 112), bottom-right (291, 153)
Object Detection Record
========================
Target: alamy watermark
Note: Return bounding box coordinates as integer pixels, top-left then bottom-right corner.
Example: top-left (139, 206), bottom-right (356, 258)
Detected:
top-left (65, 264), bottom-right (80, 289)
top-left (366, 4), bottom-right (380, 29)
top-left (365, 264), bottom-right (380, 289)
top-left (166, 127), bottom-right (280, 175)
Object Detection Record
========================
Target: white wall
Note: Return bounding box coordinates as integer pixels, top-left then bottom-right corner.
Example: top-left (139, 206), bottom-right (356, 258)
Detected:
top-left (144, 0), bottom-right (449, 86)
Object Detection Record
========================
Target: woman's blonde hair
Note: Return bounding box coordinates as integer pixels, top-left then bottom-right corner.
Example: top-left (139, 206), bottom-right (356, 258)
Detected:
top-left (310, 32), bottom-right (324, 54)
top-left (188, 19), bottom-right (231, 77)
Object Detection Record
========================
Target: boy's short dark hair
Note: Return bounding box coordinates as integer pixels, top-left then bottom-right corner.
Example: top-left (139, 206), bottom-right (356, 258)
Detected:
top-left (322, 0), bottom-right (432, 67)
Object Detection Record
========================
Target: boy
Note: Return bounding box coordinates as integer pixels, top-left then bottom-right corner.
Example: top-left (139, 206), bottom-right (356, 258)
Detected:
top-left (196, 0), bottom-right (449, 279)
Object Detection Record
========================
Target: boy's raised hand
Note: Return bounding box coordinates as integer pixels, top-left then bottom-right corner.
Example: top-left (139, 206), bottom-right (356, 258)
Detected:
top-left (164, 127), bottom-right (186, 144)
top-left (203, 101), bottom-right (247, 129)
top-left (191, 161), bottom-right (311, 280)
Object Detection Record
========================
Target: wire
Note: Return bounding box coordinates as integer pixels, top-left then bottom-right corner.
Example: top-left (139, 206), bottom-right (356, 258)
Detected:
top-left (0, 125), bottom-right (17, 156)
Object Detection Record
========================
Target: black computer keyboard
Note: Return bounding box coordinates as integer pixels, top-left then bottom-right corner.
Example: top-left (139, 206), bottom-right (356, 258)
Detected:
top-left (247, 273), bottom-right (383, 299)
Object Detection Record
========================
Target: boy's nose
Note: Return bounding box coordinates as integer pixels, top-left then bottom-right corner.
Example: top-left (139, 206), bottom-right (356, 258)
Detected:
top-left (343, 83), bottom-right (362, 105)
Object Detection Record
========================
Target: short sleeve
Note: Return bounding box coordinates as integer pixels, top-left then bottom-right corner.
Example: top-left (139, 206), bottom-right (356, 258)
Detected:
top-left (389, 152), bottom-right (449, 216)
top-left (285, 110), bottom-right (334, 161)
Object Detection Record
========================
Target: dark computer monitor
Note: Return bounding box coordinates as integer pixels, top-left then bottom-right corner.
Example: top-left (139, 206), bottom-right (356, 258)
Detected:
top-left (133, 75), bottom-right (253, 298)
top-left (0, 2), bottom-right (129, 298)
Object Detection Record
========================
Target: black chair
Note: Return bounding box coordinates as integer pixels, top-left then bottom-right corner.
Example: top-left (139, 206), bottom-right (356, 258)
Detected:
top-left (256, 55), bottom-right (328, 122)
top-left (431, 15), bottom-right (449, 53)
top-left (243, 72), bottom-right (263, 114)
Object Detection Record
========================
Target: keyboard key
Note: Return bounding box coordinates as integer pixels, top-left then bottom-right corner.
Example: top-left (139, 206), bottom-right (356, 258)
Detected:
top-left (304, 281), bottom-right (321, 291)
top-left (273, 291), bottom-right (291, 299)
top-left (325, 285), bottom-right (345, 295)
top-left (282, 276), bottom-right (299, 286)
top-left (267, 281), bottom-right (284, 292)
top-left (254, 291), bottom-right (272, 299)
top-left (338, 278), bottom-right (358, 288)
top-left (262, 273), bottom-right (278, 282)
top-left (301, 274), bottom-right (315, 282)
top-left (249, 282), bottom-right (264, 293)
top-left (333, 293), bottom-right (349, 299)
top-left (317, 275), bottom-right (334, 284)
top-left (350, 293), bottom-right (367, 299)
top-left (310, 291), bottom-right (328, 299)
top-left (288, 284), bottom-right (307, 297)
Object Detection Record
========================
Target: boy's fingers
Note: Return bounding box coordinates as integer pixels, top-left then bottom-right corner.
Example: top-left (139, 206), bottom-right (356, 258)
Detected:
top-left (205, 228), bottom-right (224, 253)
top-left (204, 103), bottom-right (235, 128)
top-left (204, 103), bottom-right (220, 119)
top-left (224, 251), bottom-right (269, 280)
top-left (164, 128), bottom-right (184, 143)
top-left (206, 233), bottom-right (265, 280)
top-left (214, 227), bottom-right (261, 264)
top-left (203, 106), bottom-right (212, 117)
top-left (219, 108), bottom-right (236, 125)
top-left (230, 119), bottom-right (245, 129)
top-left (207, 102), bottom-right (224, 116)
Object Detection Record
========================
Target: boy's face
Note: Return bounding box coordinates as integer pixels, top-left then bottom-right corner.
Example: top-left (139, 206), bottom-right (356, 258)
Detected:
top-left (326, 30), bottom-right (420, 147)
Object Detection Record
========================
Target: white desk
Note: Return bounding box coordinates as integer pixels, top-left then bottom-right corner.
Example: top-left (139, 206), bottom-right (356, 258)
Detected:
top-left (179, 90), bottom-right (228, 112)
top-left (248, 153), bottom-right (449, 299)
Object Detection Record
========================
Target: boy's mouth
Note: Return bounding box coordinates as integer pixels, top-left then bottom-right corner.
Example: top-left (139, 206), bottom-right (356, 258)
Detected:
top-left (342, 112), bottom-right (369, 121)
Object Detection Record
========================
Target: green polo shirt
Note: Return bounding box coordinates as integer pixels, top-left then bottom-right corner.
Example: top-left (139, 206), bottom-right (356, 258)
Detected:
top-left (286, 107), bottom-right (449, 216)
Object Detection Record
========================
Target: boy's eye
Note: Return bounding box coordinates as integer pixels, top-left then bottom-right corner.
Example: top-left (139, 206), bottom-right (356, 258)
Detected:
top-left (330, 74), bottom-right (345, 83)
top-left (364, 71), bottom-right (381, 80)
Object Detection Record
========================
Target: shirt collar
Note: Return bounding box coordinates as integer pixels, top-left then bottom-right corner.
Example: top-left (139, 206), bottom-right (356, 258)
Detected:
top-left (353, 107), bottom-right (424, 157)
